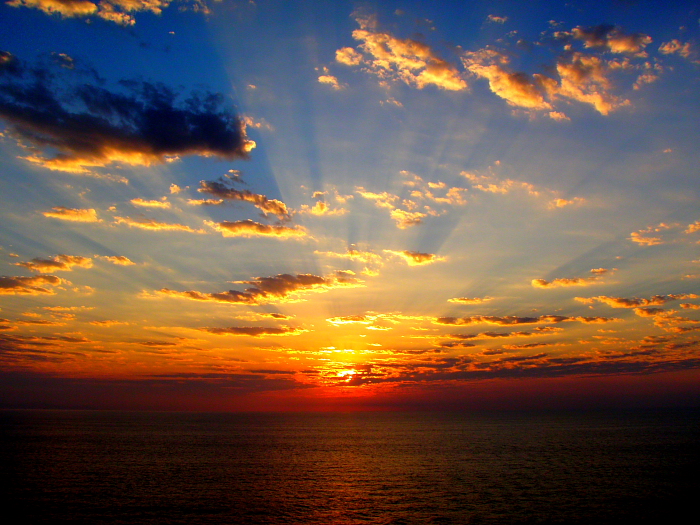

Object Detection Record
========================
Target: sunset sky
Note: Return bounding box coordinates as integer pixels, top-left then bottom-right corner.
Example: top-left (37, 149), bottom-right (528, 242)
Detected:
top-left (1, 0), bottom-right (699, 411)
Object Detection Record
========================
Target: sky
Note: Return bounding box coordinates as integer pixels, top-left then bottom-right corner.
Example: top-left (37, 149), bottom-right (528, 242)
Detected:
top-left (1, 0), bottom-right (699, 412)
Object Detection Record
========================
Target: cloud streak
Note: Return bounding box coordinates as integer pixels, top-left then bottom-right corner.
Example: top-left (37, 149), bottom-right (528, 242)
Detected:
top-left (158, 271), bottom-right (363, 306)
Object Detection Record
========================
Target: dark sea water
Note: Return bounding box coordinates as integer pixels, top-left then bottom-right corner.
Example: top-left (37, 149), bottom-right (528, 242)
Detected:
top-left (1, 409), bottom-right (699, 524)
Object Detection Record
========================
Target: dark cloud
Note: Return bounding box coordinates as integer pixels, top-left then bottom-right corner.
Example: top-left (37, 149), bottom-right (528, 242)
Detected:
top-left (435, 314), bottom-right (618, 326)
top-left (0, 274), bottom-right (62, 295)
top-left (201, 326), bottom-right (305, 337)
top-left (0, 51), bottom-right (252, 174)
top-left (159, 271), bottom-right (362, 306)
top-left (197, 179), bottom-right (290, 220)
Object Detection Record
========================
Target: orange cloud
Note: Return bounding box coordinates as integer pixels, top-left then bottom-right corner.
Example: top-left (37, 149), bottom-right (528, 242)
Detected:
top-left (205, 220), bottom-right (307, 239)
top-left (42, 207), bottom-right (100, 222)
top-left (15, 254), bottom-right (93, 272)
top-left (571, 25), bottom-right (652, 56)
top-left (532, 268), bottom-right (614, 288)
top-left (576, 294), bottom-right (698, 308)
top-left (7, 0), bottom-right (202, 27)
top-left (659, 40), bottom-right (692, 58)
top-left (337, 13), bottom-right (467, 91)
top-left (130, 198), bottom-right (171, 209)
top-left (383, 250), bottom-right (446, 266)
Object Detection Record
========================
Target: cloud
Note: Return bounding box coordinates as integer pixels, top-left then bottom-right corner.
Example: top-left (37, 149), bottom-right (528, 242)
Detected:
top-left (95, 255), bottom-right (135, 265)
top-left (436, 314), bottom-right (619, 326)
top-left (114, 216), bottom-right (205, 234)
top-left (576, 294), bottom-right (698, 308)
top-left (383, 249), bottom-right (445, 266)
top-left (197, 179), bottom-right (290, 220)
top-left (158, 271), bottom-right (363, 306)
top-left (448, 296), bottom-right (493, 305)
top-left (486, 15), bottom-right (507, 24)
top-left (42, 207), bottom-right (100, 222)
top-left (299, 201), bottom-right (348, 216)
top-left (7, 0), bottom-right (207, 27)
top-left (659, 40), bottom-right (692, 58)
top-left (0, 274), bottom-right (62, 295)
top-left (462, 43), bottom-right (634, 117)
top-left (0, 54), bottom-right (253, 174)
top-left (532, 268), bottom-right (614, 288)
top-left (130, 198), bottom-right (171, 209)
top-left (685, 220), bottom-right (700, 234)
top-left (337, 13), bottom-right (467, 91)
top-left (204, 220), bottom-right (307, 239)
top-left (200, 326), bottom-right (306, 337)
top-left (571, 25), bottom-right (652, 56)
top-left (462, 49), bottom-right (554, 111)
top-left (15, 254), bottom-right (93, 272)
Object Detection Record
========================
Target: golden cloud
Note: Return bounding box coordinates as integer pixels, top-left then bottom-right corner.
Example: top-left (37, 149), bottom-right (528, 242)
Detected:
top-left (42, 207), bottom-right (100, 222)
top-left (130, 198), bottom-right (171, 209)
top-left (205, 220), bottom-right (307, 239)
top-left (338, 14), bottom-right (467, 91)
top-left (383, 250), bottom-right (445, 266)
top-left (16, 254), bottom-right (93, 273)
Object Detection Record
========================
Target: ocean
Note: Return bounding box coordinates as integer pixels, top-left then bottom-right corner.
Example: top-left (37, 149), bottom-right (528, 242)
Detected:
top-left (1, 409), bottom-right (698, 524)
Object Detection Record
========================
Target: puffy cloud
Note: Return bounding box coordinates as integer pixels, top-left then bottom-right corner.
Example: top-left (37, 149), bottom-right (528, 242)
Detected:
top-left (462, 43), bottom-right (633, 117)
top-left (114, 216), bottom-right (205, 234)
top-left (448, 297), bottom-right (493, 305)
top-left (95, 255), bottom-right (135, 265)
top-left (204, 220), bottom-right (307, 239)
top-left (197, 179), bottom-right (289, 220)
top-left (0, 55), bottom-right (253, 174)
top-left (0, 274), bottom-right (62, 295)
top-left (7, 0), bottom-right (98, 18)
top-left (571, 25), bottom-right (652, 56)
top-left (576, 294), bottom-right (698, 308)
top-left (335, 47), bottom-right (363, 66)
top-left (200, 326), bottom-right (305, 337)
top-left (383, 249), bottom-right (445, 266)
top-left (15, 254), bottom-right (93, 272)
top-left (628, 222), bottom-right (679, 245)
top-left (389, 209), bottom-right (427, 229)
top-left (318, 74), bottom-right (344, 90)
top-left (42, 207), bottom-right (100, 222)
top-left (158, 271), bottom-right (363, 306)
top-left (681, 303), bottom-right (700, 310)
top-left (7, 0), bottom-right (205, 27)
top-left (462, 49), bottom-right (554, 111)
top-left (130, 198), bottom-right (171, 209)
top-left (337, 14), bottom-right (467, 91)
top-left (685, 220), bottom-right (700, 234)
top-left (659, 40), bottom-right (692, 58)
top-left (554, 53), bottom-right (628, 115)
